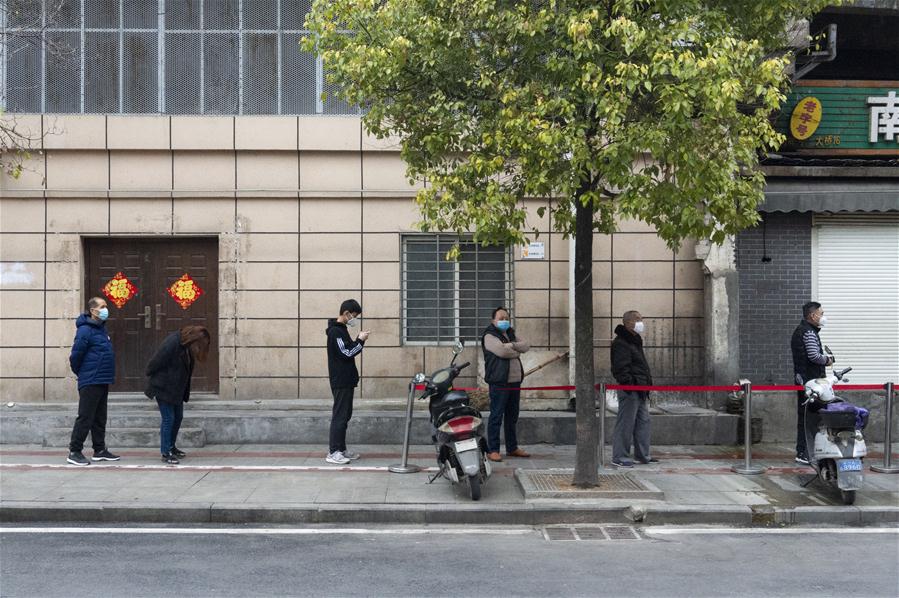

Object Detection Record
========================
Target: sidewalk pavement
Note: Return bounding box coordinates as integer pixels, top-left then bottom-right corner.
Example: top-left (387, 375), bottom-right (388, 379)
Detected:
top-left (2, 443), bottom-right (897, 527)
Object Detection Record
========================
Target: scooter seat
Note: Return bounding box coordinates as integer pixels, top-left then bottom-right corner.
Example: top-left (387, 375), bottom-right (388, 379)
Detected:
top-left (818, 410), bottom-right (857, 430)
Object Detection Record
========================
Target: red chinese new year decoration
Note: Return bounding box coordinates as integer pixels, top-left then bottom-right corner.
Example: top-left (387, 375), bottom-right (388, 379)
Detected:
top-left (102, 272), bottom-right (138, 308)
top-left (168, 273), bottom-right (204, 310)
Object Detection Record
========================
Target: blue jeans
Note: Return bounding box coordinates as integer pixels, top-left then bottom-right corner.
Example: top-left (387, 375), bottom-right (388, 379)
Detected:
top-left (487, 383), bottom-right (521, 453)
top-left (156, 399), bottom-right (184, 455)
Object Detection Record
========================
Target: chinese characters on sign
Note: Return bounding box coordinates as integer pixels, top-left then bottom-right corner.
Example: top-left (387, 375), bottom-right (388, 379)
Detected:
top-left (168, 273), bottom-right (204, 310)
top-left (867, 91), bottom-right (899, 143)
top-left (780, 86), bottom-right (899, 152)
top-left (789, 97), bottom-right (822, 140)
top-left (102, 272), bottom-right (138, 308)
top-left (521, 241), bottom-right (545, 260)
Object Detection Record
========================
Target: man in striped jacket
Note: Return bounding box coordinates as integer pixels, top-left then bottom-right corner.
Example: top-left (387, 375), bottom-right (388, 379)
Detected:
top-left (790, 301), bottom-right (833, 465)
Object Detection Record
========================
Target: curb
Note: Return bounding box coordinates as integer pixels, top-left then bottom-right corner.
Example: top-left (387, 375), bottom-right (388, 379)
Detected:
top-left (0, 501), bottom-right (757, 527)
top-left (772, 506), bottom-right (899, 526)
top-left (3, 502), bottom-right (895, 527)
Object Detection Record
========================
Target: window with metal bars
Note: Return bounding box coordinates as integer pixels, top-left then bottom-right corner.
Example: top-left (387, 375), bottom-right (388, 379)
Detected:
top-left (402, 235), bottom-right (513, 345)
top-left (0, 0), bottom-right (356, 115)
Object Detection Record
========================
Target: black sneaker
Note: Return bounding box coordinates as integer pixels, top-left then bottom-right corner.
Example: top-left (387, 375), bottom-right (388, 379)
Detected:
top-left (612, 459), bottom-right (634, 469)
top-left (637, 457), bottom-right (660, 464)
top-left (92, 449), bottom-right (121, 462)
top-left (161, 453), bottom-right (180, 465)
top-left (795, 455), bottom-right (810, 465)
top-left (170, 447), bottom-right (187, 459)
top-left (66, 451), bottom-right (90, 466)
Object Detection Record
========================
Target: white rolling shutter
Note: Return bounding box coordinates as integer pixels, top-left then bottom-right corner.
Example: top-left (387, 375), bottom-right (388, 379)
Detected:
top-left (812, 215), bottom-right (899, 384)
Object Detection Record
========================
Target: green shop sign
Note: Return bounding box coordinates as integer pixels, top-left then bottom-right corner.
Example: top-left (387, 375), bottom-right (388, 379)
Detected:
top-left (776, 81), bottom-right (899, 155)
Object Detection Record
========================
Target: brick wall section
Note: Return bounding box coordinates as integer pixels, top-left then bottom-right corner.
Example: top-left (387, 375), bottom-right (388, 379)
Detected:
top-left (736, 212), bottom-right (813, 384)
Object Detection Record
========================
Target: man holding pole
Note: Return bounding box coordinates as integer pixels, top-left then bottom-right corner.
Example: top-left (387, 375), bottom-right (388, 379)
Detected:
top-left (482, 307), bottom-right (531, 463)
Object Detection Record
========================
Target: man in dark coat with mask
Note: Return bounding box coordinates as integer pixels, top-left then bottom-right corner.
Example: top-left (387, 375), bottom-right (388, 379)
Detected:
top-left (610, 310), bottom-right (657, 468)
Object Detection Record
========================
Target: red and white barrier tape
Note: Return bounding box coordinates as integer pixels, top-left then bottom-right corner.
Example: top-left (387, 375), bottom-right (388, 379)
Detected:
top-left (414, 383), bottom-right (892, 393)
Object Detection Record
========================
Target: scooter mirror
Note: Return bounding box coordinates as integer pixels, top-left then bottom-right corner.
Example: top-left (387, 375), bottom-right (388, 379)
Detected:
top-left (452, 341), bottom-right (464, 355)
top-left (824, 345), bottom-right (834, 356)
top-left (413, 372), bottom-right (426, 384)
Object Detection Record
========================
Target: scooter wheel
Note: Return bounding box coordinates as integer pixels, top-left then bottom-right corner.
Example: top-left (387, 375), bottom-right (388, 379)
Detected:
top-left (468, 474), bottom-right (481, 501)
top-left (840, 489), bottom-right (856, 505)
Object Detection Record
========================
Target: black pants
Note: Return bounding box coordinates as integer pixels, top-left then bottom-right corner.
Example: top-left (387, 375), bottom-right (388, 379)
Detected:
top-left (487, 383), bottom-right (521, 453)
top-left (329, 387), bottom-right (354, 454)
top-left (69, 384), bottom-right (109, 453)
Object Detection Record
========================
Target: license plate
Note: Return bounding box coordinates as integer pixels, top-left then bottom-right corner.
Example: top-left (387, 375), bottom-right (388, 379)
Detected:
top-left (838, 459), bottom-right (862, 472)
top-left (454, 438), bottom-right (479, 453)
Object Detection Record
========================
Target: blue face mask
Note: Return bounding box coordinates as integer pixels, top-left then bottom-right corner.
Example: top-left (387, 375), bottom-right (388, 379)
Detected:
top-left (496, 320), bottom-right (511, 332)
top-left (97, 307), bottom-right (109, 321)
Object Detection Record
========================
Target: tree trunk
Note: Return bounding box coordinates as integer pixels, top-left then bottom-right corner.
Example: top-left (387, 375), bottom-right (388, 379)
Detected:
top-left (571, 196), bottom-right (598, 487)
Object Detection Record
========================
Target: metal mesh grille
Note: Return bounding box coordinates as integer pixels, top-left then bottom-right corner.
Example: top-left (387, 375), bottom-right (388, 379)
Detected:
top-left (402, 235), bottom-right (514, 345)
top-left (204, 32), bottom-right (239, 114)
top-left (244, 32), bottom-right (277, 114)
top-left (45, 29), bottom-right (79, 112)
top-left (5, 34), bottom-right (43, 112)
top-left (280, 32), bottom-right (315, 115)
top-left (1, 0), bottom-right (358, 115)
top-left (84, 30), bottom-right (118, 112)
top-left (122, 31), bottom-right (156, 113)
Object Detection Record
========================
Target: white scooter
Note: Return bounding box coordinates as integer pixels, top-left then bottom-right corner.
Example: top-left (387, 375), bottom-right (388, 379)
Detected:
top-left (414, 342), bottom-right (492, 501)
top-left (801, 360), bottom-right (868, 505)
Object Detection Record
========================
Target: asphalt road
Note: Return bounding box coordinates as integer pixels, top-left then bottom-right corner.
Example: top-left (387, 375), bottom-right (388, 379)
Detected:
top-left (2, 525), bottom-right (897, 597)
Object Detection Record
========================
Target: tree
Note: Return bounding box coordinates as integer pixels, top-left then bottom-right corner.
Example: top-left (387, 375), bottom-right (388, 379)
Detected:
top-left (304, 0), bottom-right (837, 486)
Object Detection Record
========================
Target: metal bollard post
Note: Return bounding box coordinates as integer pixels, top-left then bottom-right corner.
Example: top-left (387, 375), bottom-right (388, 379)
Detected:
top-left (732, 381), bottom-right (766, 475)
top-left (596, 382), bottom-right (606, 469)
top-left (389, 382), bottom-right (421, 474)
top-left (871, 382), bottom-right (899, 474)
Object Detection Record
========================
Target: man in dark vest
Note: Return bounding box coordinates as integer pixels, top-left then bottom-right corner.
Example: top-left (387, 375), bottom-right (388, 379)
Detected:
top-left (481, 306), bottom-right (530, 463)
top-left (791, 301), bottom-right (832, 465)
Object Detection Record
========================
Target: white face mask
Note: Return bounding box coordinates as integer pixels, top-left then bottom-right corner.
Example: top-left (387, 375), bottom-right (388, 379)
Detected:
top-left (633, 321), bottom-right (645, 334)
top-left (817, 316), bottom-right (827, 328)
top-left (346, 315), bottom-right (359, 328)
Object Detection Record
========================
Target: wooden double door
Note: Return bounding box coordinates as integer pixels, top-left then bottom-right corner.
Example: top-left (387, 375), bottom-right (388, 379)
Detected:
top-left (84, 238), bottom-right (219, 394)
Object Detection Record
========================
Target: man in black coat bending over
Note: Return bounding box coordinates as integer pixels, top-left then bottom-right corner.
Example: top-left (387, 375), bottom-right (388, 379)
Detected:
top-left (325, 299), bottom-right (370, 465)
top-left (610, 310), bottom-right (658, 468)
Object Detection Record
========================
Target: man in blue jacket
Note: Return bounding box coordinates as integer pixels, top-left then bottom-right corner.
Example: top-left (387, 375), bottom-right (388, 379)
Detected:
top-left (67, 297), bottom-right (119, 466)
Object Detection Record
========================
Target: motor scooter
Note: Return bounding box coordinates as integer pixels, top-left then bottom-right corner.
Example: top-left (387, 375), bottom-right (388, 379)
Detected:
top-left (412, 341), bottom-right (492, 500)
top-left (802, 353), bottom-right (869, 505)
